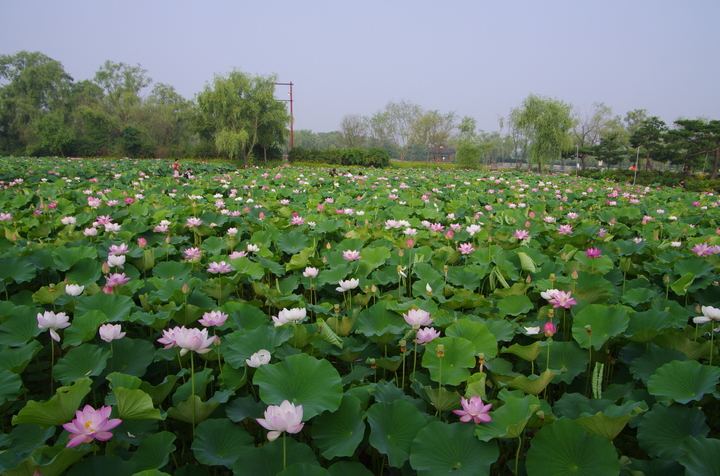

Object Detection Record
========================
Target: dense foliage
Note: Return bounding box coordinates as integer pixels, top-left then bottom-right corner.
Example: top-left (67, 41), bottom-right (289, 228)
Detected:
top-left (0, 157), bottom-right (719, 475)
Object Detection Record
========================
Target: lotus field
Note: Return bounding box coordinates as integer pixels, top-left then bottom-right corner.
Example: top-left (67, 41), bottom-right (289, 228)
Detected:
top-left (1, 156), bottom-right (720, 476)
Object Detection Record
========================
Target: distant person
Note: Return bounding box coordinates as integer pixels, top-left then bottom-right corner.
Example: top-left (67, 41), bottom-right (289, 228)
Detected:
top-left (172, 160), bottom-right (179, 173)
top-left (329, 168), bottom-right (337, 177)
top-left (679, 180), bottom-right (686, 189)
top-left (183, 168), bottom-right (193, 179)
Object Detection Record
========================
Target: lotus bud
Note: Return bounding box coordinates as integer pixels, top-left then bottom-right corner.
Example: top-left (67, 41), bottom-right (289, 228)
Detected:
top-left (182, 283), bottom-right (190, 294)
top-left (525, 221), bottom-right (531, 228)
top-left (426, 283), bottom-right (433, 295)
top-left (664, 275), bottom-right (670, 284)
top-left (101, 262), bottom-right (111, 274)
top-left (526, 275), bottom-right (532, 283)
top-left (165, 235), bottom-right (171, 244)
top-left (398, 249), bottom-right (404, 257)
top-left (138, 237), bottom-right (147, 248)
top-left (406, 238), bottom-right (414, 248)
top-left (529, 211), bottom-right (535, 218)
top-left (536, 410), bottom-right (545, 421)
top-left (561, 252), bottom-right (567, 260)
top-left (371, 284), bottom-right (377, 293)
top-left (571, 269), bottom-right (579, 280)
top-left (326, 242), bottom-right (331, 250)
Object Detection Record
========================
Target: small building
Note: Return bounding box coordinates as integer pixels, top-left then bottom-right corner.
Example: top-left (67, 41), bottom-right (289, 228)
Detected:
top-left (428, 146), bottom-right (456, 163)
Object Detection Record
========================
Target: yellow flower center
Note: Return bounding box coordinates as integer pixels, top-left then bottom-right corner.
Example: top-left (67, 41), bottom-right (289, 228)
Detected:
top-left (84, 420), bottom-right (93, 430)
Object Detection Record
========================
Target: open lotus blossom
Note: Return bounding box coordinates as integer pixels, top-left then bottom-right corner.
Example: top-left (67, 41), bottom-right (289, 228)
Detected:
top-left (247, 243), bottom-right (260, 252)
top-left (157, 327), bottom-right (180, 349)
top-left (458, 243), bottom-right (475, 255)
top-left (415, 327), bottom-right (440, 344)
top-left (186, 217), bottom-right (203, 227)
top-left (0, 213), bottom-right (12, 221)
top-left (168, 326), bottom-right (216, 355)
top-left (65, 284), bottom-right (85, 296)
top-left (403, 309), bottom-right (433, 328)
top-left (693, 306), bottom-right (720, 326)
top-left (336, 278), bottom-right (360, 292)
top-left (207, 261), bottom-right (232, 274)
top-left (62, 405), bottom-right (122, 447)
top-left (61, 216), bottom-right (77, 225)
top-left (540, 288), bottom-right (562, 301)
top-left (98, 324), bottom-right (126, 342)
top-left (108, 243), bottom-right (129, 255)
top-left (690, 243), bottom-right (717, 256)
top-left (183, 247), bottom-right (202, 260)
top-left (229, 250), bottom-right (247, 259)
top-left (272, 308), bottom-right (307, 326)
top-left (549, 290), bottom-right (578, 309)
top-left (290, 216), bottom-right (305, 225)
top-left (524, 326), bottom-right (541, 335)
top-left (37, 311), bottom-right (71, 342)
top-left (513, 229), bottom-right (530, 240)
top-left (303, 267), bottom-right (319, 278)
top-left (585, 248), bottom-right (602, 258)
top-left (246, 349), bottom-right (271, 368)
top-left (342, 249), bottom-right (362, 261)
top-left (256, 400), bottom-right (304, 442)
top-left (105, 273), bottom-right (130, 288)
top-left (557, 225), bottom-right (573, 235)
top-left (107, 254), bottom-right (125, 268)
top-left (453, 396), bottom-right (492, 424)
top-left (466, 224), bottom-right (482, 236)
top-left (198, 310), bottom-right (228, 327)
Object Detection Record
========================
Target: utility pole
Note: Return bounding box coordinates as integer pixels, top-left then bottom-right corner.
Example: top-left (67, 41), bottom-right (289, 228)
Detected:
top-left (274, 82), bottom-right (294, 149)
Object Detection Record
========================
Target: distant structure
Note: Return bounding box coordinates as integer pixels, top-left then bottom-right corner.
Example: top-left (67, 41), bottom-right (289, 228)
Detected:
top-left (428, 146), bottom-right (456, 163)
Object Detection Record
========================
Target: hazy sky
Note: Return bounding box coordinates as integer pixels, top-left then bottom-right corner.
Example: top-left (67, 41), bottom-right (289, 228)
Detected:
top-left (2, 1), bottom-right (718, 133)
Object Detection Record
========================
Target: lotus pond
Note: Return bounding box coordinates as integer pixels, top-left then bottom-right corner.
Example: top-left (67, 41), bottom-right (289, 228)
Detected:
top-left (0, 157), bottom-right (719, 476)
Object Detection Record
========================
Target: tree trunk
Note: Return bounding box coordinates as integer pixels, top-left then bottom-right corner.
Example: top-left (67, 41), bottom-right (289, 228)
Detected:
top-left (711, 148), bottom-right (720, 180)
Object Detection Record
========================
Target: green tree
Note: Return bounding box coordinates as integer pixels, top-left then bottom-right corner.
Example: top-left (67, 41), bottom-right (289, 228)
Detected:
top-left (369, 100), bottom-right (422, 161)
top-left (628, 116), bottom-right (668, 171)
top-left (197, 70), bottom-right (289, 167)
top-left (666, 119), bottom-right (720, 178)
top-left (410, 110), bottom-right (457, 151)
top-left (508, 94), bottom-right (574, 171)
top-left (93, 60), bottom-right (151, 128)
top-left (339, 114), bottom-right (369, 148)
top-left (569, 103), bottom-right (625, 169)
top-left (0, 51), bottom-right (75, 154)
top-left (142, 83), bottom-right (193, 157)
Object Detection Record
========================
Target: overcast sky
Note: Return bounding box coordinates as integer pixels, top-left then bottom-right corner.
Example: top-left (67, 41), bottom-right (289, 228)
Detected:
top-left (2, 1), bottom-right (718, 133)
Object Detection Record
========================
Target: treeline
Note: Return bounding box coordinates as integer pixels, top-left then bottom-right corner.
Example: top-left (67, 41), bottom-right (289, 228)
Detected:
top-left (288, 147), bottom-right (389, 167)
top-left (0, 51), bottom-right (288, 163)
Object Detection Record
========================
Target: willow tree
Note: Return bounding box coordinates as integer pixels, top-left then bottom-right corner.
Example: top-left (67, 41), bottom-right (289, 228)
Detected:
top-left (509, 94), bottom-right (574, 171)
top-left (197, 70), bottom-right (289, 167)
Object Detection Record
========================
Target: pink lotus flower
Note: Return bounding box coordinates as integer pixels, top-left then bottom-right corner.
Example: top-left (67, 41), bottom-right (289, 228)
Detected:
top-left (183, 247), bottom-right (202, 260)
top-left (229, 251), bottom-right (247, 259)
top-left (557, 225), bottom-right (573, 235)
top-left (303, 267), bottom-right (319, 278)
top-left (207, 261), bottom-right (232, 274)
top-left (105, 273), bottom-right (130, 288)
top-left (403, 309), bottom-right (433, 328)
top-left (199, 310), bottom-right (229, 327)
top-left (549, 290), bottom-right (578, 309)
top-left (453, 396), bottom-right (492, 424)
top-left (513, 229), bottom-right (530, 240)
top-left (98, 324), bottom-right (126, 342)
top-left (543, 321), bottom-right (556, 337)
top-left (585, 248), bottom-right (602, 258)
top-left (290, 216), bottom-right (305, 225)
top-left (37, 311), bottom-right (71, 342)
top-left (256, 400), bottom-right (305, 442)
top-left (342, 250), bottom-right (362, 261)
top-left (62, 405), bottom-right (122, 447)
top-left (108, 243), bottom-right (129, 255)
top-left (246, 349), bottom-right (271, 368)
top-left (458, 243), bottom-right (475, 255)
top-left (186, 217), bottom-right (203, 227)
top-left (415, 327), bottom-right (440, 344)
top-left (691, 243), bottom-right (715, 257)
top-left (168, 326), bottom-right (216, 356)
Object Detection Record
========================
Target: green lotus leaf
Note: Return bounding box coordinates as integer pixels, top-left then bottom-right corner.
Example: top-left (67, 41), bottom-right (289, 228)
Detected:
top-left (75, 292), bottom-right (136, 322)
top-left (0, 305), bottom-right (43, 346)
top-left (446, 319), bottom-right (498, 358)
top-left (12, 378), bottom-right (92, 428)
top-left (53, 344), bottom-right (111, 386)
top-left (506, 370), bottom-right (557, 396)
top-left (51, 246), bottom-right (97, 272)
top-left (496, 294), bottom-right (534, 317)
top-left (327, 461), bottom-right (374, 476)
top-left (366, 399), bottom-right (428, 468)
top-left (525, 419), bottom-right (620, 476)
top-left (129, 431), bottom-right (177, 472)
top-left (502, 341), bottom-right (542, 362)
top-left (422, 337), bottom-right (477, 385)
top-left (113, 388), bottom-right (162, 420)
top-left (475, 395), bottom-right (540, 441)
top-left (191, 418), bottom-right (254, 468)
top-left (677, 436), bottom-right (720, 476)
top-left (221, 326), bottom-right (293, 369)
top-left (647, 359), bottom-right (720, 404)
top-left (167, 395), bottom-right (220, 424)
top-left (277, 464), bottom-right (330, 476)
top-left (106, 337), bottom-right (155, 377)
top-left (311, 395), bottom-right (366, 459)
top-left (233, 438), bottom-right (319, 476)
top-left (629, 346), bottom-right (686, 384)
top-left (62, 310), bottom-right (108, 347)
top-left (254, 353), bottom-right (343, 419)
top-left (537, 340), bottom-right (588, 384)
top-left (572, 304), bottom-right (630, 351)
top-left (637, 403), bottom-right (710, 459)
top-left (410, 421), bottom-right (499, 476)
